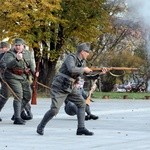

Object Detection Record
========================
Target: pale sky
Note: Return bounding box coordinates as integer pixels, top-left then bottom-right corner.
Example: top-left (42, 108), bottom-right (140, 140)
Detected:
top-left (125, 0), bottom-right (150, 28)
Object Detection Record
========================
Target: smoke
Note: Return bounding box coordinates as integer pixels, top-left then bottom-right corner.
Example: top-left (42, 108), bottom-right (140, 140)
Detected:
top-left (125, 0), bottom-right (150, 91)
top-left (125, 0), bottom-right (150, 25)
top-left (124, 0), bottom-right (150, 56)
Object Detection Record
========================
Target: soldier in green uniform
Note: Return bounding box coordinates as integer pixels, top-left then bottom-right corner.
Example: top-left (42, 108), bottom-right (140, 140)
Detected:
top-left (4, 38), bottom-right (38, 125)
top-left (0, 41), bottom-right (10, 121)
top-left (37, 42), bottom-right (94, 136)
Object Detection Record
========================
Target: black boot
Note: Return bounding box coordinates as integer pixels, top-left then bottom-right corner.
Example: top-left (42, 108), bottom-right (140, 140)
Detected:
top-left (37, 124), bottom-right (44, 135)
top-left (11, 115), bottom-right (15, 121)
top-left (0, 117), bottom-right (2, 122)
top-left (24, 103), bottom-right (33, 120)
top-left (12, 114), bottom-right (29, 121)
top-left (26, 110), bottom-right (33, 120)
top-left (37, 109), bottom-right (56, 135)
top-left (76, 127), bottom-right (94, 136)
top-left (14, 118), bottom-right (26, 125)
top-left (21, 111), bottom-right (32, 120)
top-left (85, 115), bottom-right (90, 120)
top-left (89, 114), bottom-right (99, 120)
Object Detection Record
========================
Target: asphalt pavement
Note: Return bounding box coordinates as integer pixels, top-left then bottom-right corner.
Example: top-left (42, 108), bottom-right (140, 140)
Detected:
top-left (1, 98), bottom-right (150, 150)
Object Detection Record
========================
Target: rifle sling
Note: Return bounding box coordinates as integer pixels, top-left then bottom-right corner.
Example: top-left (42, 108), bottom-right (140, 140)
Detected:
top-left (109, 70), bottom-right (125, 77)
top-left (58, 72), bottom-right (75, 82)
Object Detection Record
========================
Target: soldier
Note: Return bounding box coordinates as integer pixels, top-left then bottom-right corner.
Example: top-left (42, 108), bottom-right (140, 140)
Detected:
top-left (64, 77), bottom-right (99, 120)
top-left (37, 42), bottom-right (94, 136)
top-left (0, 41), bottom-right (10, 121)
top-left (3, 38), bottom-right (38, 125)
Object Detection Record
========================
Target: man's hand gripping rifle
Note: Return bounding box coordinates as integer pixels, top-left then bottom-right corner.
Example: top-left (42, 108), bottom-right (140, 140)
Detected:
top-left (85, 67), bottom-right (139, 105)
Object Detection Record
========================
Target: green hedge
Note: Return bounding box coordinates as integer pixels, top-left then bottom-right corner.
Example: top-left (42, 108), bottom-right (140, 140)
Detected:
top-left (93, 91), bottom-right (150, 99)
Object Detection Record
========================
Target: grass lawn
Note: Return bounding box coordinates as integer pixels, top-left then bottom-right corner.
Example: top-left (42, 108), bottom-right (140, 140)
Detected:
top-left (37, 90), bottom-right (150, 100)
top-left (92, 91), bottom-right (150, 99)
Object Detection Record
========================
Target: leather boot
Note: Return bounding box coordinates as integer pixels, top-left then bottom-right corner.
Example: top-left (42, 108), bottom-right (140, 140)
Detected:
top-left (21, 111), bottom-right (32, 120)
top-left (0, 117), bottom-right (2, 122)
top-left (85, 115), bottom-right (90, 120)
top-left (76, 127), bottom-right (94, 136)
top-left (89, 114), bottom-right (99, 120)
top-left (26, 110), bottom-right (33, 120)
top-left (11, 115), bottom-right (15, 121)
top-left (37, 109), bottom-right (57, 135)
top-left (24, 103), bottom-right (33, 120)
top-left (37, 124), bottom-right (44, 135)
top-left (14, 118), bottom-right (26, 125)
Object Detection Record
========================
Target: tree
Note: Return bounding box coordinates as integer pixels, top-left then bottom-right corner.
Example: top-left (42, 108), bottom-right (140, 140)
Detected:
top-left (0, 0), bottom-right (60, 87)
top-left (0, 0), bottom-right (113, 88)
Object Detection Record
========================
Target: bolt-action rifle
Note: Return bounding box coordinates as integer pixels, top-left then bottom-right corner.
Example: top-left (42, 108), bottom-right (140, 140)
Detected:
top-left (0, 77), bottom-right (19, 100)
top-left (86, 79), bottom-right (97, 105)
top-left (31, 58), bottom-right (41, 105)
top-left (89, 67), bottom-right (139, 77)
top-left (90, 67), bottom-right (139, 72)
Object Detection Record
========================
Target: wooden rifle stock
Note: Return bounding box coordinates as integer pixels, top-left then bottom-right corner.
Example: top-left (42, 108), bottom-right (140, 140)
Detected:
top-left (90, 67), bottom-right (139, 71)
top-left (86, 79), bottom-right (97, 105)
top-left (31, 59), bottom-right (40, 105)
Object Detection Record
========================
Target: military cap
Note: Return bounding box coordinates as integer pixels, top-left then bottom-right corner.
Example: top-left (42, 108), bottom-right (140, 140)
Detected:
top-left (0, 41), bottom-right (9, 48)
top-left (14, 38), bottom-right (26, 45)
top-left (77, 42), bottom-right (91, 53)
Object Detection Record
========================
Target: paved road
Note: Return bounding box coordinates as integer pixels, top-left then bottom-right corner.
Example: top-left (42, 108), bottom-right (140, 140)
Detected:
top-left (1, 98), bottom-right (150, 150)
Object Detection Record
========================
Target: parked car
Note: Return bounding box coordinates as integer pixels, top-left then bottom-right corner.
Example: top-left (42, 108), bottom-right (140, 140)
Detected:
top-left (114, 81), bottom-right (146, 93)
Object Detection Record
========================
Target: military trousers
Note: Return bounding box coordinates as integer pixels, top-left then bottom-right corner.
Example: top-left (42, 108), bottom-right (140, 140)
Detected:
top-left (65, 101), bottom-right (91, 116)
top-left (4, 78), bottom-right (32, 118)
top-left (38, 84), bottom-right (86, 129)
top-left (0, 80), bottom-right (10, 111)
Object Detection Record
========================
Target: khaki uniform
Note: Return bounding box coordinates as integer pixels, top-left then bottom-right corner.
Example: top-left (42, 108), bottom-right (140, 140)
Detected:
top-left (37, 42), bottom-right (94, 136)
top-left (4, 48), bottom-right (35, 119)
top-left (37, 53), bottom-right (86, 132)
top-left (0, 52), bottom-right (9, 113)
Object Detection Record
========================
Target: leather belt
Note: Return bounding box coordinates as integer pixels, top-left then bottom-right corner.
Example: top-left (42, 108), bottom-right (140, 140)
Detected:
top-left (58, 72), bottom-right (75, 82)
top-left (8, 68), bottom-right (24, 75)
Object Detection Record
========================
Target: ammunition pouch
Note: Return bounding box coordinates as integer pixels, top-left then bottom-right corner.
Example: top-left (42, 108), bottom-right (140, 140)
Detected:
top-left (54, 72), bottom-right (75, 92)
top-left (9, 68), bottom-right (24, 75)
top-left (62, 78), bottom-right (72, 90)
top-left (9, 68), bottom-right (31, 76)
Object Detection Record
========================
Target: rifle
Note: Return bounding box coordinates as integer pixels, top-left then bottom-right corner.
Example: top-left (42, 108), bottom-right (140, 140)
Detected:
top-left (31, 58), bottom-right (41, 105)
top-left (90, 67), bottom-right (139, 71)
top-left (36, 81), bottom-right (51, 90)
top-left (0, 93), bottom-right (7, 99)
top-left (89, 67), bottom-right (139, 77)
top-left (0, 77), bottom-right (20, 100)
top-left (86, 79), bottom-right (97, 105)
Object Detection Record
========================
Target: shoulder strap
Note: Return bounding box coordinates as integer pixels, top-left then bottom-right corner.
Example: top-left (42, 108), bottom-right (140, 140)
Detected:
top-left (0, 52), bottom-right (7, 66)
top-left (68, 53), bottom-right (76, 59)
top-left (68, 53), bottom-right (83, 67)
top-left (0, 53), bottom-right (5, 62)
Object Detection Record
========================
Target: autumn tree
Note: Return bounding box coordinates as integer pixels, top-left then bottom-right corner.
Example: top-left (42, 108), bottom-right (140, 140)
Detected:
top-left (85, 0), bottom-right (147, 91)
top-left (0, 0), bottom-right (113, 88)
top-left (0, 0), bottom-right (62, 89)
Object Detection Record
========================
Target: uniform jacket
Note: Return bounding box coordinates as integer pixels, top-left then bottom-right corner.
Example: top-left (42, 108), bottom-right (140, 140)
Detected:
top-left (4, 48), bottom-right (35, 80)
top-left (0, 52), bottom-right (6, 70)
top-left (59, 53), bottom-right (85, 79)
top-left (52, 53), bottom-right (86, 92)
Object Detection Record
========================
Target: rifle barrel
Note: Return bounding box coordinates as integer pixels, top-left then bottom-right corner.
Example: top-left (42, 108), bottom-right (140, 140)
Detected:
top-left (90, 67), bottom-right (139, 71)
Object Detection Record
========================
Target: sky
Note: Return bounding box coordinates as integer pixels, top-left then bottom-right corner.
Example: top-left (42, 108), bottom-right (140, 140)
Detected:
top-left (125, 0), bottom-right (150, 59)
top-left (125, 0), bottom-right (150, 28)
top-left (125, 0), bottom-right (150, 90)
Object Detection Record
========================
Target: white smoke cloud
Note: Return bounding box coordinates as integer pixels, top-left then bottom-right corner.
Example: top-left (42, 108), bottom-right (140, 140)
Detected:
top-left (125, 0), bottom-right (150, 92)
top-left (125, 0), bottom-right (150, 28)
